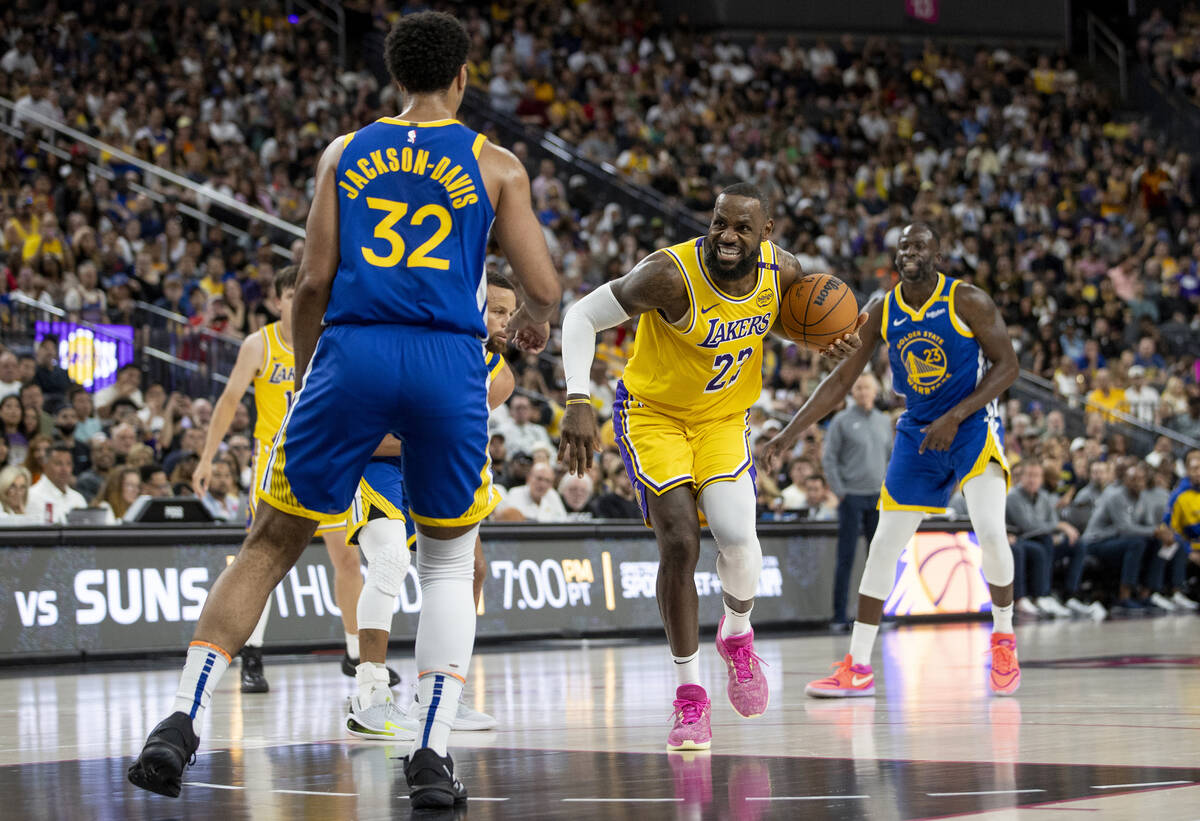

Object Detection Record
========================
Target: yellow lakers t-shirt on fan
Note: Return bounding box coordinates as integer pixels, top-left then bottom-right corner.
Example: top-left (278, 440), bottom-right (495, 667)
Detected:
top-left (622, 237), bottom-right (780, 423)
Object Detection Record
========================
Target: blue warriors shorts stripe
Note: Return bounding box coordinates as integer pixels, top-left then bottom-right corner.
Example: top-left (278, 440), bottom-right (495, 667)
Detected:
top-left (257, 324), bottom-right (500, 527)
top-left (880, 411), bottom-right (1009, 514)
top-left (612, 380), bottom-right (755, 526)
top-left (347, 459), bottom-right (417, 549)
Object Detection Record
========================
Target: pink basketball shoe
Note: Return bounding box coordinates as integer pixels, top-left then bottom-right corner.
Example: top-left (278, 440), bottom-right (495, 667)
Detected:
top-left (667, 684), bottom-right (712, 751)
top-left (714, 617), bottom-right (769, 718)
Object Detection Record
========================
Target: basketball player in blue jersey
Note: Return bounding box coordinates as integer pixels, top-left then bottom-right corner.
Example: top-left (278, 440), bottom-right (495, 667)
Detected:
top-left (764, 223), bottom-right (1022, 698)
top-left (128, 11), bottom-right (561, 808)
top-left (344, 272), bottom-right (517, 740)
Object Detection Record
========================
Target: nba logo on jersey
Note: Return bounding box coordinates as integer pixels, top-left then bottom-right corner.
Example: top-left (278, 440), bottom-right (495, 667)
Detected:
top-left (408, 129), bottom-right (416, 144)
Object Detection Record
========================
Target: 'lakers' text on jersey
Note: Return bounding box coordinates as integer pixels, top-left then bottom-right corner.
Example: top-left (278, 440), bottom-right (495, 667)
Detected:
top-left (252, 322), bottom-right (294, 445)
top-left (622, 237), bottom-right (780, 423)
top-left (878, 273), bottom-right (1008, 513)
top-left (326, 118), bottom-right (495, 337)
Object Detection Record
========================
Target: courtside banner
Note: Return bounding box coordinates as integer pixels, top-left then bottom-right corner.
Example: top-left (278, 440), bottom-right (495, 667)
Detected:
top-left (0, 521), bottom-right (980, 658)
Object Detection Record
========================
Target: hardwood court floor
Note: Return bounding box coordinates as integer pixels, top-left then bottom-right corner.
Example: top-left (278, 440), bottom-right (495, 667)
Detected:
top-left (2, 617), bottom-right (1198, 820)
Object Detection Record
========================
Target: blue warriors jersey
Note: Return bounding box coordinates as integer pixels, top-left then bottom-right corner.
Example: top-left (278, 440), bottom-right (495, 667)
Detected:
top-left (326, 117), bottom-right (495, 337)
top-left (881, 273), bottom-right (989, 426)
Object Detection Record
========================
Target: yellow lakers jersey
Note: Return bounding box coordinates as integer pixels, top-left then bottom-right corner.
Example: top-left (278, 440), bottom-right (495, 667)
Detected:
top-left (622, 237), bottom-right (780, 422)
top-left (252, 322), bottom-right (295, 445)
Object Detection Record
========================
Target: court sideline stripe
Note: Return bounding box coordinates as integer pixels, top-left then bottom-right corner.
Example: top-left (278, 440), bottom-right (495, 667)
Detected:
top-left (186, 782), bottom-right (357, 797)
top-left (746, 795), bottom-right (869, 801)
top-left (927, 789), bottom-right (1046, 796)
top-left (562, 798), bottom-right (683, 803)
top-left (1091, 780), bottom-right (1193, 789)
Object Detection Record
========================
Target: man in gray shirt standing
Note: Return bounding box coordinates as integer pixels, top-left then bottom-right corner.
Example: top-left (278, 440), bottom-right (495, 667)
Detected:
top-left (822, 372), bottom-right (892, 626)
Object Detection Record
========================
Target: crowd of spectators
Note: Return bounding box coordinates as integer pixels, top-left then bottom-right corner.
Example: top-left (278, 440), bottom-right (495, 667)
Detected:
top-left (0, 2), bottom-right (1198, 609)
top-left (0, 338), bottom-right (245, 523)
top-left (1138, 3), bottom-right (1200, 109)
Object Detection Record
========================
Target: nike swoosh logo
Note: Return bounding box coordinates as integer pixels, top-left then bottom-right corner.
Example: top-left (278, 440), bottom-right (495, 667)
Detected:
top-left (892, 318), bottom-right (905, 327)
top-left (701, 304), bottom-right (719, 314)
top-left (851, 674), bottom-right (873, 687)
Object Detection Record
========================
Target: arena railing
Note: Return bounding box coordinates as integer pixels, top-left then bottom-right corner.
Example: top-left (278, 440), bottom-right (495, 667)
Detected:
top-left (4, 293), bottom-right (236, 398)
top-left (285, 0), bottom-right (346, 69)
top-left (0, 97), bottom-right (306, 250)
top-left (1011, 370), bottom-right (1199, 455)
top-left (0, 114), bottom-right (291, 263)
top-left (1086, 12), bottom-right (1128, 101)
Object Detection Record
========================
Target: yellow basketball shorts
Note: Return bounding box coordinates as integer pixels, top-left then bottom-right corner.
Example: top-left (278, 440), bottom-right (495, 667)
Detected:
top-left (612, 381), bottom-right (754, 525)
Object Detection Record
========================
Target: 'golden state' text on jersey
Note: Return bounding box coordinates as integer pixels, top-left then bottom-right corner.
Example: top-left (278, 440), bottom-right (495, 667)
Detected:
top-left (326, 117), bottom-right (495, 337)
top-left (621, 237), bottom-right (780, 423)
top-left (882, 273), bottom-right (990, 426)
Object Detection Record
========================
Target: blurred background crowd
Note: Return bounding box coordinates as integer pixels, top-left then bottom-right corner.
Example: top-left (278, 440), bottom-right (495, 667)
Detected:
top-left (0, 1), bottom-right (1197, 617)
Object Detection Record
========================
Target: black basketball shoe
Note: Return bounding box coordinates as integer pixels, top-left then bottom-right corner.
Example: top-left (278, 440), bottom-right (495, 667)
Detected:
top-left (341, 653), bottom-right (400, 687)
top-left (403, 747), bottom-right (468, 809)
top-left (127, 712), bottom-right (199, 798)
top-left (240, 646), bottom-right (269, 693)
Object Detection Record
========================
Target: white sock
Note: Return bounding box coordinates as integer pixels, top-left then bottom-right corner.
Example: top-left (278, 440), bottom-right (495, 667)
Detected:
top-left (246, 603), bottom-right (270, 648)
top-left (414, 672), bottom-right (464, 756)
top-left (849, 622), bottom-right (879, 668)
top-left (672, 650), bottom-right (701, 686)
top-left (355, 661), bottom-right (392, 708)
top-left (170, 642), bottom-right (231, 732)
top-left (720, 601), bottom-right (753, 639)
top-left (345, 631), bottom-right (360, 659)
top-left (992, 603), bottom-right (1014, 634)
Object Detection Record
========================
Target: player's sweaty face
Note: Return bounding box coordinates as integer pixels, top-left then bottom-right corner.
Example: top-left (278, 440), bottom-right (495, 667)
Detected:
top-left (704, 195), bottom-right (763, 280)
top-left (895, 229), bottom-right (937, 281)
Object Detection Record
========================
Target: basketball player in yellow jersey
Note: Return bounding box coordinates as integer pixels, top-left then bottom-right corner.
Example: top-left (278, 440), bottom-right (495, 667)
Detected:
top-left (560, 183), bottom-right (858, 751)
top-left (192, 265), bottom-right (395, 693)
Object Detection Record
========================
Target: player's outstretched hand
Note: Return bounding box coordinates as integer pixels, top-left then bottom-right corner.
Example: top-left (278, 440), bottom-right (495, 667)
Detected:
top-left (918, 413), bottom-right (958, 453)
top-left (762, 428), bottom-right (800, 473)
top-left (819, 311), bottom-right (869, 363)
top-left (191, 459), bottom-right (212, 497)
top-left (558, 399), bottom-right (601, 476)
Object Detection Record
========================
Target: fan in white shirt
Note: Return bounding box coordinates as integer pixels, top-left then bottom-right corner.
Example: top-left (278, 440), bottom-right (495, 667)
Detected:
top-left (498, 395), bottom-right (553, 457)
top-left (495, 462), bottom-right (567, 523)
top-left (26, 445), bottom-right (87, 524)
top-left (1123, 366), bottom-right (1160, 425)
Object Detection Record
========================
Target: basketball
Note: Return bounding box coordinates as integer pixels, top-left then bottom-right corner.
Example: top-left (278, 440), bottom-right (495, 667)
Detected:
top-left (777, 273), bottom-right (859, 351)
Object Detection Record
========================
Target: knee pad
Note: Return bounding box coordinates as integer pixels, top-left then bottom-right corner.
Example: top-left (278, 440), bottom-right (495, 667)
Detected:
top-left (359, 518), bottom-right (412, 598)
top-left (715, 537), bottom-right (762, 601)
top-left (977, 531), bottom-right (1015, 587)
top-left (416, 527), bottom-right (478, 585)
top-left (858, 510), bottom-right (924, 601)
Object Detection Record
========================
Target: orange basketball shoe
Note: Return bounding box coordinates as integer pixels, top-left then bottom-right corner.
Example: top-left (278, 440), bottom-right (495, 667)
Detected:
top-left (989, 633), bottom-right (1021, 696)
top-left (805, 654), bottom-right (876, 698)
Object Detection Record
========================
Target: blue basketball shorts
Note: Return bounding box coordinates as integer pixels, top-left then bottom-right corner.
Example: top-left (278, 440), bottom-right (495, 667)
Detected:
top-left (346, 456), bottom-right (417, 549)
top-left (257, 324), bottom-right (500, 527)
top-left (880, 411), bottom-right (1009, 514)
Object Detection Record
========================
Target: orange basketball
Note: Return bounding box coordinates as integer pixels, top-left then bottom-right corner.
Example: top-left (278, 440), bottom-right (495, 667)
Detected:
top-left (778, 273), bottom-right (859, 351)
